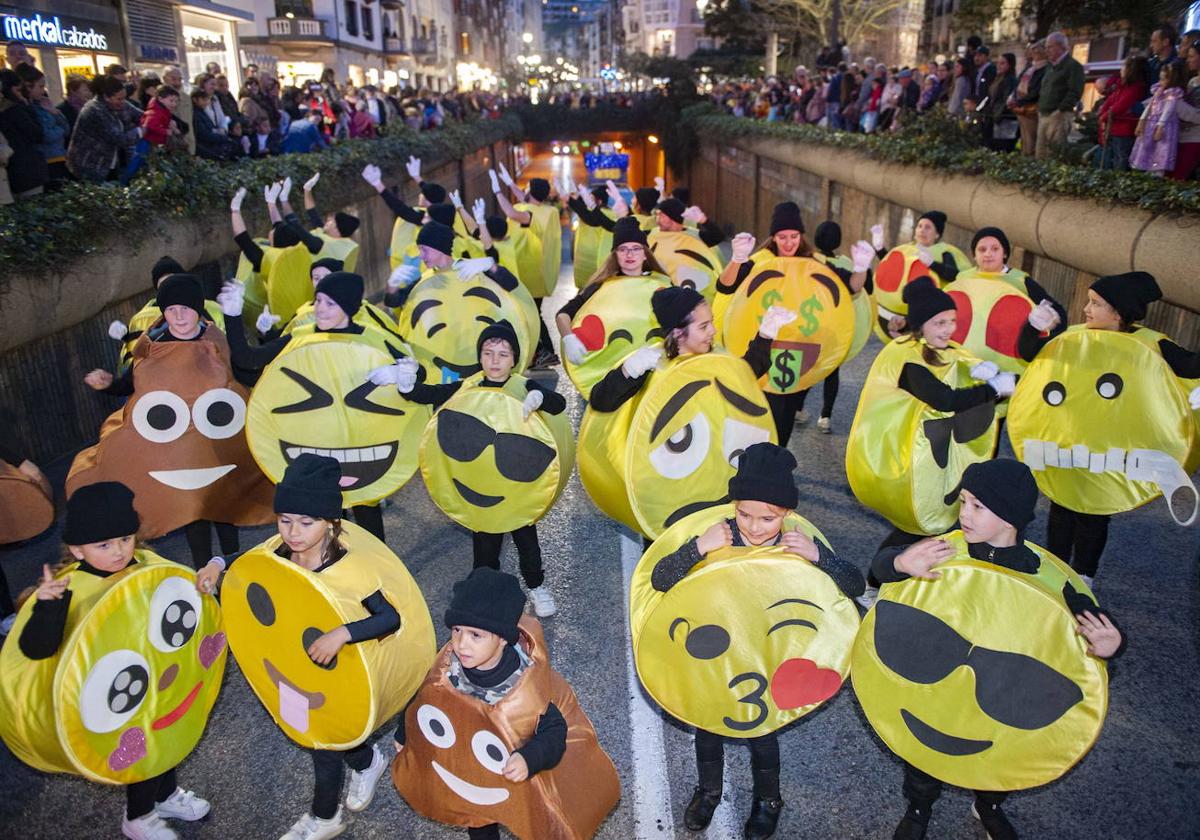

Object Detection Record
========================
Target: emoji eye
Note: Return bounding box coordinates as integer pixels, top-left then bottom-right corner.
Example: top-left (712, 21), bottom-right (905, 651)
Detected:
top-left (247, 582), bottom-right (275, 626)
top-left (1042, 382), bottom-right (1066, 407)
top-left (132, 390), bottom-right (191, 443)
top-left (148, 576), bottom-right (201, 652)
top-left (273, 368), bottom-right (334, 414)
top-left (192, 388), bottom-right (246, 439)
top-left (676, 264), bottom-right (713, 292)
top-left (80, 649), bottom-right (150, 733)
top-left (345, 381), bottom-right (407, 416)
top-left (471, 730), bottom-right (511, 774)
top-left (417, 704), bottom-right (456, 748)
top-left (302, 627), bottom-right (338, 670)
top-left (722, 418), bottom-right (772, 468)
top-left (1095, 373), bottom-right (1123, 400)
top-left (648, 414), bottom-right (711, 479)
top-left (669, 618), bottom-right (730, 660)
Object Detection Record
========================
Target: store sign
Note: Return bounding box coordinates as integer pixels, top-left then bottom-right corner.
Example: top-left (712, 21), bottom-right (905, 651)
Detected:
top-left (2, 13), bottom-right (109, 51)
top-left (189, 35), bottom-right (226, 52)
top-left (136, 42), bottom-right (180, 63)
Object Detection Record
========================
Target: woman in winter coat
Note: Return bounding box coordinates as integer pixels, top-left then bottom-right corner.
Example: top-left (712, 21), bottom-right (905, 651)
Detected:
top-left (0, 68), bottom-right (47, 198)
top-left (66, 75), bottom-right (140, 183)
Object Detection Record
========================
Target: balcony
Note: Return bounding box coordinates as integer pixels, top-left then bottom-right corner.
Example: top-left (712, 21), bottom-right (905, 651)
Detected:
top-left (384, 36), bottom-right (406, 53)
top-left (412, 36), bottom-right (438, 64)
top-left (267, 17), bottom-right (331, 43)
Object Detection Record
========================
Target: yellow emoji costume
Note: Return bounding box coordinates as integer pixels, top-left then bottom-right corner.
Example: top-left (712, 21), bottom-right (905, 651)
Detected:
top-left (572, 206), bottom-right (616, 289)
top-left (872, 242), bottom-right (970, 341)
top-left (816, 251), bottom-right (874, 365)
top-left (234, 242), bottom-right (313, 328)
top-left (941, 269), bottom-right (1034, 375)
top-left (0, 460), bottom-right (54, 543)
top-left (494, 224), bottom-right (545, 301)
top-left (283, 299), bottom-right (402, 339)
top-left (649, 229), bottom-right (722, 302)
top-left (310, 230), bottom-right (359, 273)
top-left (514, 202), bottom-right (560, 298)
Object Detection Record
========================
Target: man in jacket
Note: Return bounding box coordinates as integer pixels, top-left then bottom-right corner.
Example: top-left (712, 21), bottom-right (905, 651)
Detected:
top-left (1036, 31), bottom-right (1084, 159)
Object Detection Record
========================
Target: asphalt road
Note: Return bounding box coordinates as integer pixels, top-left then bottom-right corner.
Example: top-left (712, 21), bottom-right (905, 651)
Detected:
top-left (2, 204), bottom-right (1199, 840)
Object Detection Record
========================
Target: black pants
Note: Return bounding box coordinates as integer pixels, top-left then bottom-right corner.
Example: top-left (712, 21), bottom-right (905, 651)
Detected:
top-left (468, 825), bottom-right (500, 840)
top-left (1047, 502), bottom-right (1111, 577)
top-left (533, 297), bottom-right (553, 355)
top-left (348, 504), bottom-right (385, 542)
top-left (311, 743), bottom-right (375, 819)
top-left (694, 729), bottom-right (781, 799)
top-left (183, 521), bottom-right (239, 570)
top-left (765, 392), bottom-right (806, 447)
top-left (796, 369), bottom-right (840, 419)
top-left (126, 768), bottom-right (177, 819)
top-left (472, 525), bottom-right (544, 588)
top-left (0, 562), bottom-right (15, 617)
top-left (902, 762), bottom-right (1006, 810)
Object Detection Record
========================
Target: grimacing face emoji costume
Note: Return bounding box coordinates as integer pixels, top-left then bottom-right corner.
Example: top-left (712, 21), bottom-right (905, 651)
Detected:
top-left (0, 553), bottom-right (227, 784)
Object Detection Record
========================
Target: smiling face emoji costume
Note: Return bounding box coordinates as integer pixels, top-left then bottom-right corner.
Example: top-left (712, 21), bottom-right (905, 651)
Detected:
top-left (0, 460), bottom-right (54, 543)
top-left (221, 520), bottom-right (435, 750)
top-left (0, 552), bottom-right (227, 783)
top-left (649, 229), bottom-right (722, 302)
top-left (578, 350), bottom-right (777, 539)
top-left (872, 242), bottom-right (970, 340)
top-left (630, 505), bottom-right (859, 737)
top-left (852, 533), bottom-right (1108, 791)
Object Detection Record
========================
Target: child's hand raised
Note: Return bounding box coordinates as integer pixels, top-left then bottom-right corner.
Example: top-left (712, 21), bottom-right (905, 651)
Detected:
top-left (1076, 611), bottom-right (1121, 658)
top-left (35, 564), bottom-right (68, 601)
top-left (894, 538), bottom-right (954, 580)
top-left (779, 530), bottom-right (819, 562)
top-left (696, 521), bottom-right (733, 555)
top-left (501, 752), bottom-right (529, 782)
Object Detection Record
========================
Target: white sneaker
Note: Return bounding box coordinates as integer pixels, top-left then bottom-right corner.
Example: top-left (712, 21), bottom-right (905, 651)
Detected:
top-left (345, 744), bottom-right (387, 812)
top-left (279, 809), bottom-right (346, 840)
top-left (816, 416), bottom-right (832, 434)
top-left (855, 586), bottom-right (879, 610)
top-left (528, 586), bottom-right (558, 618)
top-left (0, 613), bottom-right (15, 635)
top-left (155, 787), bottom-right (210, 821)
top-left (122, 812), bottom-right (178, 840)
top-left (1079, 574), bottom-right (1095, 591)
top-left (795, 410), bottom-right (811, 427)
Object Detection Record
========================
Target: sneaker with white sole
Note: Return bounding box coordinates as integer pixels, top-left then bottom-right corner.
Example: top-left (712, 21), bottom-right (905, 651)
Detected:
top-left (279, 809), bottom-right (346, 840)
top-left (122, 812), bottom-right (178, 840)
top-left (155, 788), bottom-right (210, 821)
top-left (528, 586), bottom-right (557, 618)
top-left (345, 744), bottom-right (387, 812)
top-left (855, 586), bottom-right (879, 610)
top-left (795, 410), bottom-right (811, 427)
top-left (816, 416), bottom-right (832, 434)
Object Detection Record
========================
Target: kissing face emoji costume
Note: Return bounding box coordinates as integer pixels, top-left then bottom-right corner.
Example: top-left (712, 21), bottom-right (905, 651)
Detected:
top-left (852, 533), bottom-right (1107, 791)
top-left (630, 505), bottom-right (859, 737)
top-left (872, 242), bottom-right (970, 340)
top-left (0, 460), bottom-right (54, 543)
top-left (0, 552), bottom-right (227, 783)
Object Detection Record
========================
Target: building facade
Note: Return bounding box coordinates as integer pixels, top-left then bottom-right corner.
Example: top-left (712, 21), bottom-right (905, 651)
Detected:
top-left (620, 0), bottom-right (711, 59)
top-left (544, 0), bottom-right (616, 80)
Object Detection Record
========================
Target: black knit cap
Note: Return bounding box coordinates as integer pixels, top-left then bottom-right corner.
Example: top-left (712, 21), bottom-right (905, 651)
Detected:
top-left (485, 215), bottom-right (509, 239)
top-left (152, 256), bottom-right (184, 286)
top-left (528, 178), bottom-right (551, 202)
top-left (64, 482), bottom-right (140, 545)
top-left (417, 221), bottom-right (456, 256)
top-left (652, 285), bottom-right (705, 333)
top-left (1090, 271), bottom-right (1162, 324)
top-left (612, 216), bottom-right (648, 249)
top-left (156, 273), bottom-right (205, 315)
top-left (591, 185), bottom-right (608, 205)
top-left (814, 220), bottom-right (842, 254)
top-left (334, 211), bottom-right (360, 237)
top-left (426, 203), bottom-right (456, 226)
top-left (918, 210), bottom-right (947, 237)
top-left (444, 567), bottom-right (525, 644)
top-left (274, 453), bottom-right (343, 520)
top-left (770, 201), bottom-right (805, 235)
top-left (903, 275), bottom-right (956, 331)
top-left (671, 186), bottom-right (691, 205)
top-left (959, 458), bottom-right (1039, 532)
top-left (315, 271), bottom-right (364, 317)
top-left (272, 221), bottom-right (303, 248)
top-left (420, 181), bottom-right (447, 204)
top-left (476, 319), bottom-right (520, 361)
top-left (728, 442), bottom-right (799, 509)
top-left (657, 197), bottom-right (686, 224)
top-left (310, 257), bottom-right (344, 278)
top-left (635, 187), bottom-right (660, 213)
top-left (971, 226), bottom-right (1010, 260)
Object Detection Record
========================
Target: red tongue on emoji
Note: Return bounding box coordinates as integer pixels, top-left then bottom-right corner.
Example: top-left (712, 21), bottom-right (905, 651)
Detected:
top-left (769, 658), bottom-right (843, 709)
top-left (573, 314), bottom-right (606, 351)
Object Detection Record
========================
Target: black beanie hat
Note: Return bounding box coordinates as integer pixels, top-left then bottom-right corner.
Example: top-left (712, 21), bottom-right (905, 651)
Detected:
top-left (310, 257), bottom-right (344, 278)
top-left (444, 567), bottom-right (525, 644)
top-left (770, 201), bottom-right (805, 235)
top-left (64, 482), bottom-right (140, 545)
top-left (485, 215), bottom-right (509, 240)
top-left (476, 319), bottom-right (520, 361)
top-left (426, 203), bottom-right (456, 227)
top-left (417, 221), bottom-right (456, 256)
top-left (959, 459), bottom-right (1039, 532)
top-left (635, 187), bottom-right (660, 213)
top-left (903, 275), bottom-right (956, 331)
top-left (152, 256), bottom-right (184, 286)
top-left (652, 285), bottom-right (705, 333)
top-left (591, 185), bottom-right (609, 205)
top-left (728, 442), bottom-right (799, 509)
top-left (671, 186), bottom-right (691, 205)
top-left (420, 181), bottom-right (447, 204)
top-left (918, 210), bottom-right (947, 237)
top-left (612, 216), bottom-right (649, 249)
top-left (528, 178), bottom-right (551, 202)
top-left (272, 221), bottom-right (303, 248)
top-left (1090, 271), bottom-right (1162, 324)
top-left (334, 211), bottom-right (360, 237)
top-left (274, 453), bottom-right (343, 520)
top-left (971, 226), bottom-right (1010, 260)
top-left (315, 271), bottom-right (364, 317)
top-left (657, 197), bottom-right (686, 224)
top-left (814, 221), bottom-right (842, 254)
top-left (156, 273), bottom-right (205, 315)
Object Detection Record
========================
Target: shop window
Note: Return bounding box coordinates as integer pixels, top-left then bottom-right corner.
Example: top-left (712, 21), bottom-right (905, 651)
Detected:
top-left (345, 0), bottom-right (359, 36)
top-left (362, 7), bottom-right (374, 40)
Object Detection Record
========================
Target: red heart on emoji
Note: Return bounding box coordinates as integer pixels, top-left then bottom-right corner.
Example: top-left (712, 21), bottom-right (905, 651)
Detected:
top-left (769, 657), bottom-right (843, 709)
top-left (574, 314), bottom-right (606, 351)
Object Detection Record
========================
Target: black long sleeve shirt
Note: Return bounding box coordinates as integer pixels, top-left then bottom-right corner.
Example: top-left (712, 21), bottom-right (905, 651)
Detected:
top-left (404, 375), bottom-right (566, 414)
top-left (19, 558), bottom-right (140, 659)
top-left (897, 362), bottom-right (998, 412)
top-left (283, 211), bottom-right (325, 254)
top-left (379, 187), bottom-right (424, 225)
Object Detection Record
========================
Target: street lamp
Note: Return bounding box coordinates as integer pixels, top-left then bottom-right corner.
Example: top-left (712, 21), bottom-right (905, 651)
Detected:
top-left (522, 32), bottom-right (533, 44)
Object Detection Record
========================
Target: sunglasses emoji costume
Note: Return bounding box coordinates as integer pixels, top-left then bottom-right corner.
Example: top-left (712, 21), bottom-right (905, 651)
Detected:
top-left (0, 460), bottom-right (54, 543)
top-left (872, 241), bottom-right (970, 341)
top-left (0, 552), bottom-right (227, 784)
top-left (852, 532), bottom-right (1108, 791)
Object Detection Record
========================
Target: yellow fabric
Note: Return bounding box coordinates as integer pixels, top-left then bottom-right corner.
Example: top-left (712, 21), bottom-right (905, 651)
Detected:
top-left (815, 252), bottom-right (874, 364)
top-left (852, 532), bottom-right (1108, 791)
top-left (245, 329), bottom-right (430, 506)
top-left (283, 301), bottom-right (401, 339)
top-left (649, 228), bottom-right (721, 302)
top-left (493, 224), bottom-right (544, 301)
top-left (573, 209), bottom-right (615, 288)
top-left (0, 551), bottom-right (227, 784)
top-left (515, 202), bottom-right (561, 298)
top-left (712, 247), bottom-right (776, 335)
top-left (1007, 325), bottom-right (1200, 521)
top-left (872, 242), bottom-right (971, 342)
top-left (311, 230), bottom-right (360, 273)
top-left (846, 338), bottom-right (997, 534)
top-left (563, 273), bottom-right (671, 400)
top-left (941, 268), bottom-right (1034, 375)
top-left (120, 299), bottom-right (225, 371)
top-left (235, 241), bottom-right (312, 328)
top-left (630, 504), bottom-right (858, 737)
top-left (418, 373), bottom-right (575, 532)
top-left (578, 350), bottom-right (777, 538)
top-left (222, 522), bottom-right (435, 750)
top-left (389, 216), bottom-right (421, 271)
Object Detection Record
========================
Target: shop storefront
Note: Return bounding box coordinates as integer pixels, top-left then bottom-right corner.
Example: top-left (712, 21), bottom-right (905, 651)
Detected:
top-left (1, 4), bottom-right (126, 99)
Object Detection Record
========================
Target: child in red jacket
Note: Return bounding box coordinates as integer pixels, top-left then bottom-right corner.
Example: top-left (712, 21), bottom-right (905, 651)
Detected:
top-left (122, 86), bottom-right (180, 183)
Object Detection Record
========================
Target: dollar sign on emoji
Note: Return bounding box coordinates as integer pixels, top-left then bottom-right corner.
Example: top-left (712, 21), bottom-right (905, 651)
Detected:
top-left (772, 350), bottom-right (797, 390)
top-left (798, 296), bottom-right (823, 337)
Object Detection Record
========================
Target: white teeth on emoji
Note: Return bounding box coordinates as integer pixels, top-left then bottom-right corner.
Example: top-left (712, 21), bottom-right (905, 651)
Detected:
top-left (283, 444), bottom-right (394, 463)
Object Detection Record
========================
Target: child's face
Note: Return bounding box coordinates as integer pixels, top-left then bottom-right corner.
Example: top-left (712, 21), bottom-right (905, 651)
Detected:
top-left (276, 513), bottom-right (329, 556)
top-left (957, 489), bottom-right (1015, 545)
top-left (163, 304), bottom-right (201, 338)
top-left (920, 310), bottom-right (957, 349)
top-left (479, 338), bottom-right (515, 381)
top-left (314, 292), bottom-right (350, 330)
top-left (451, 625), bottom-right (506, 670)
top-left (973, 235), bottom-right (1006, 272)
top-left (1083, 290), bottom-right (1122, 331)
top-left (310, 266), bottom-right (332, 287)
top-left (914, 218), bottom-right (939, 246)
top-left (161, 93), bottom-right (179, 111)
top-left (734, 500), bottom-right (788, 546)
top-left (256, 119), bottom-right (270, 135)
top-left (69, 534), bottom-right (136, 572)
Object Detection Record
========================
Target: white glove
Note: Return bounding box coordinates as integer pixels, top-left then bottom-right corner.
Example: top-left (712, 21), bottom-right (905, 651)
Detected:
top-left (1190, 386), bottom-right (1200, 411)
top-left (280, 176), bottom-right (293, 204)
top-left (498, 161), bottom-right (514, 186)
top-left (987, 372), bottom-right (1016, 397)
top-left (450, 189), bottom-right (463, 209)
top-left (361, 164), bottom-right (384, 190)
top-left (759, 306), bottom-right (798, 340)
top-left (368, 357), bottom-right (420, 391)
top-left (970, 361), bottom-right (1000, 381)
top-left (455, 257), bottom-right (495, 281)
top-left (654, 176), bottom-right (665, 194)
top-left (850, 240), bottom-right (874, 273)
top-left (870, 223), bottom-right (885, 251)
top-left (563, 172), bottom-right (577, 196)
top-left (581, 188), bottom-right (597, 210)
top-left (488, 169), bottom-right (501, 194)
top-left (1028, 299), bottom-right (1061, 332)
top-left (405, 155), bottom-right (421, 181)
top-left (108, 320), bottom-right (128, 340)
top-left (256, 305), bottom-right (281, 334)
top-left (230, 187), bottom-right (246, 212)
top-left (217, 281), bottom-right (244, 317)
top-left (731, 232), bottom-right (756, 264)
top-left (472, 198), bottom-right (487, 228)
top-left (622, 345), bottom-right (663, 378)
top-left (522, 389), bottom-right (544, 420)
top-left (683, 205), bottom-right (706, 224)
top-left (562, 333), bottom-right (588, 364)
top-left (388, 264), bottom-right (421, 289)
top-left (915, 245), bottom-right (934, 267)
top-left (605, 179), bottom-right (622, 205)
top-left (264, 181), bottom-right (282, 204)
top-left (303, 172), bottom-right (321, 192)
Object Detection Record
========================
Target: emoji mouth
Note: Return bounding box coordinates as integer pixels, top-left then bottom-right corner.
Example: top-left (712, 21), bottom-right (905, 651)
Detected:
top-left (876, 302), bottom-right (902, 333)
top-left (452, 478), bottom-right (504, 507)
top-left (431, 760), bottom-right (509, 806)
top-left (901, 709), bottom-right (992, 756)
top-left (152, 682), bottom-right (203, 730)
top-left (148, 465), bottom-right (236, 490)
top-left (263, 658), bottom-right (325, 734)
top-left (1021, 440), bottom-right (1197, 525)
top-left (769, 658), bottom-right (843, 709)
top-left (433, 356), bottom-right (482, 379)
top-left (280, 440), bottom-right (397, 488)
top-left (664, 496), bottom-right (729, 528)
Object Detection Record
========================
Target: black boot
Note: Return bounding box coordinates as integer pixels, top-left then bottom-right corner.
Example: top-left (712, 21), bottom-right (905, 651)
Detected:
top-left (973, 799), bottom-right (1017, 840)
top-left (684, 759), bottom-right (723, 831)
top-left (743, 795), bottom-right (783, 839)
top-left (893, 803), bottom-right (931, 840)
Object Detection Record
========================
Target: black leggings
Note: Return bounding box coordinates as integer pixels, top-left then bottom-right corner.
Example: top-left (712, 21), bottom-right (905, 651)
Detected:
top-left (796, 369), bottom-right (840, 419)
top-left (472, 525), bottom-right (544, 588)
top-left (126, 768), bottom-right (177, 819)
top-left (765, 392), bottom-right (806, 447)
top-left (183, 521), bottom-right (239, 570)
top-left (468, 825), bottom-right (501, 840)
top-left (902, 761), bottom-right (1006, 810)
top-left (1047, 502), bottom-right (1111, 577)
top-left (0, 562), bottom-right (15, 617)
top-left (694, 729), bottom-right (781, 799)
top-left (348, 505), bottom-right (385, 542)
top-left (311, 744), bottom-right (375, 819)
top-left (533, 297), bottom-right (553, 355)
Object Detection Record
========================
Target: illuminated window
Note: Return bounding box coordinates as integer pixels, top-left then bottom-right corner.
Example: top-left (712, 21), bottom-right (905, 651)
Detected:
top-left (460, 30), bottom-right (470, 54)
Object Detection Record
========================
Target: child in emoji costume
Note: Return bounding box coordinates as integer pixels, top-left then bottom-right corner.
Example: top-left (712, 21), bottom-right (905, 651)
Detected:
top-left (202, 454), bottom-right (434, 840)
top-left (646, 197), bottom-right (726, 301)
top-left (870, 210), bottom-right (971, 341)
top-left (392, 568), bottom-right (621, 840)
top-left (75, 274), bottom-right (273, 567)
top-left (360, 157), bottom-right (445, 270)
top-left (230, 185), bottom-right (316, 328)
top-left (1010, 271), bottom-right (1200, 588)
top-left (271, 257), bottom-right (402, 341)
top-left (857, 460), bottom-right (1122, 840)
top-left (0, 483), bottom-right (224, 840)
top-left (633, 443), bottom-right (864, 839)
